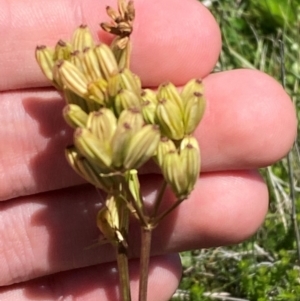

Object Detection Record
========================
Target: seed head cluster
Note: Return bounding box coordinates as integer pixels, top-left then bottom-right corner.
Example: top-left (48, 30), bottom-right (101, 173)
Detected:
top-left (35, 0), bottom-right (205, 246)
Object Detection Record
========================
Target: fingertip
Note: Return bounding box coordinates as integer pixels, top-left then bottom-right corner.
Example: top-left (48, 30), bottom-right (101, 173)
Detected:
top-left (156, 170), bottom-right (269, 251)
top-left (130, 0), bottom-right (221, 86)
top-left (201, 69), bottom-right (297, 169)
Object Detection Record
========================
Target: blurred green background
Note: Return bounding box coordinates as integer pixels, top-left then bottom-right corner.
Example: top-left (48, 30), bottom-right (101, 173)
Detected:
top-left (172, 1), bottom-right (300, 300)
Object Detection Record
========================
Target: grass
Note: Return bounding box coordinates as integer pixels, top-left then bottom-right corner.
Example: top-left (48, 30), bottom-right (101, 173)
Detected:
top-left (172, 1), bottom-right (300, 300)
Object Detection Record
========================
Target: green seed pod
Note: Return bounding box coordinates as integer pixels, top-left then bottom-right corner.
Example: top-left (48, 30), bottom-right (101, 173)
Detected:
top-left (74, 127), bottom-right (112, 171)
top-left (65, 145), bottom-right (82, 172)
top-left (70, 50), bottom-right (84, 73)
top-left (156, 98), bottom-right (184, 140)
top-left (119, 68), bottom-right (141, 95)
top-left (63, 104), bottom-right (88, 128)
top-left (87, 78), bottom-right (108, 106)
top-left (107, 72), bottom-right (122, 98)
top-left (125, 169), bottom-right (143, 209)
top-left (65, 146), bottom-right (113, 192)
top-left (111, 109), bottom-right (143, 169)
top-left (86, 108), bottom-right (117, 144)
top-left (179, 136), bottom-right (200, 195)
top-left (78, 159), bottom-right (116, 193)
top-left (97, 195), bottom-right (127, 246)
top-left (35, 45), bottom-right (55, 82)
top-left (162, 150), bottom-right (188, 199)
top-left (118, 108), bottom-right (144, 132)
top-left (72, 24), bottom-right (95, 51)
top-left (115, 88), bottom-right (141, 116)
top-left (123, 124), bottom-right (161, 170)
top-left (157, 82), bottom-right (183, 113)
top-left (140, 89), bottom-right (158, 124)
top-left (183, 91), bottom-right (206, 135)
top-left (54, 40), bottom-right (72, 61)
top-left (94, 43), bottom-right (119, 80)
top-left (111, 121), bottom-right (133, 169)
top-left (154, 136), bottom-right (177, 167)
top-left (58, 60), bottom-right (88, 98)
top-left (181, 78), bottom-right (203, 100)
top-left (82, 47), bottom-right (103, 82)
top-left (97, 206), bottom-right (119, 245)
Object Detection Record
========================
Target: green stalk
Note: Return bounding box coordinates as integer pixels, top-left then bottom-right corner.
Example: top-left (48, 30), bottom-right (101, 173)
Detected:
top-left (139, 227), bottom-right (152, 301)
top-left (116, 243), bottom-right (131, 301)
top-left (151, 180), bottom-right (167, 218)
top-left (152, 197), bottom-right (186, 228)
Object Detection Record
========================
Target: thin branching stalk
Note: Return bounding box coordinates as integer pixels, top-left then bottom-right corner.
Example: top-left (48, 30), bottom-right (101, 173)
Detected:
top-left (151, 180), bottom-right (168, 218)
top-left (153, 197), bottom-right (186, 227)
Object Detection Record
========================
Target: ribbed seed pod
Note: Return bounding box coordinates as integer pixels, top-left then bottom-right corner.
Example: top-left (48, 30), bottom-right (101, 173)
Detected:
top-left (114, 88), bottom-right (141, 116)
top-left (181, 78), bottom-right (203, 100)
top-left (94, 43), bottom-right (119, 80)
top-left (97, 195), bottom-right (127, 246)
top-left (179, 136), bottom-right (200, 195)
top-left (111, 109), bottom-right (143, 169)
top-left (119, 68), bottom-right (141, 95)
top-left (77, 158), bottom-right (117, 193)
top-left (154, 136), bottom-right (177, 167)
top-left (86, 108), bottom-right (117, 144)
top-left (65, 146), bottom-right (111, 191)
top-left (162, 151), bottom-right (188, 199)
top-left (70, 50), bottom-right (85, 73)
top-left (125, 169), bottom-right (143, 209)
top-left (63, 104), bottom-right (88, 128)
top-left (35, 46), bottom-right (55, 82)
top-left (123, 124), bottom-right (160, 170)
top-left (82, 47), bottom-right (102, 82)
top-left (87, 78), bottom-right (108, 106)
top-left (107, 72), bottom-right (122, 98)
top-left (58, 60), bottom-right (88, 98)
top-left (97, 201), bottom-right (120, 245)
top-left (156, 98), bottom-right (184, 140)
top-left (54, 40), bottom-right (72, 61)
top-left (111, 121), bottom-right (133, 169)
top-left (183, 91), bottom-right (206, 135)
top-left (160, 136), bottom-right (200, 198)
top-left (117, 108), bottom-right (144, 132)
top-left (72, 24), bottom-right (95, 51)
top-left (157, 82), bottom-right (183, 113)
top-left (74, 128), bottom-right (112, 171)
top-left (141, 89), bottom-right (158, 124)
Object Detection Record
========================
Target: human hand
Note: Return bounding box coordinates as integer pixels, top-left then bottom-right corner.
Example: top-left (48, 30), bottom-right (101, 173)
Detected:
top-left (0, 0), bottom-right (296, 300)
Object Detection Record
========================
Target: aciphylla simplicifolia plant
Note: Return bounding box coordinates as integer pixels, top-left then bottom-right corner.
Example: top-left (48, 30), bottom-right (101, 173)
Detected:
top-left (35, 0), bottom-right (205, 300)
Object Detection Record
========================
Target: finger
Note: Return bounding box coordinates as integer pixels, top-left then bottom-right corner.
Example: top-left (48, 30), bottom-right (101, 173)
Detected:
top-left (198, 69), bottom-right (297, 170)
top-left (0, 254), bottom-right (181, 301)
top-left (0, 69), bottom-right (295, 201)
top-left (1, 0), bottom-right (220, 91)
top-left (0, 170), bottom-right (268, 285)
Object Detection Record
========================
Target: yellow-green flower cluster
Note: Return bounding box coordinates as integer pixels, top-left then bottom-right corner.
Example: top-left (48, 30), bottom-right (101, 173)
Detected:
top-left (35, 0), bottom-right (205, 239)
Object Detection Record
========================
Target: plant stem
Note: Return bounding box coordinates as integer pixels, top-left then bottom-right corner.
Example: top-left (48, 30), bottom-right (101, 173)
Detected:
top-left (117, 243), bottom-right (131, 301)
top-left (139, 227), bottom-right (152, 301)
top-left (151, 180), bottom-right (167, 218)
top-left (152, 197), bottom-right (186, 227)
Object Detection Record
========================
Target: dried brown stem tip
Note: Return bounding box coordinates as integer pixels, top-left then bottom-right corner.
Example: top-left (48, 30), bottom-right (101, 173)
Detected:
top-left (101, 0), bottom-right (135, 38)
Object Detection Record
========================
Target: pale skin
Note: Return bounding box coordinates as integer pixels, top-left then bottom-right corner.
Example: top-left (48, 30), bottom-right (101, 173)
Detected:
top-left (0, 0), bottom-right (297, 300)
